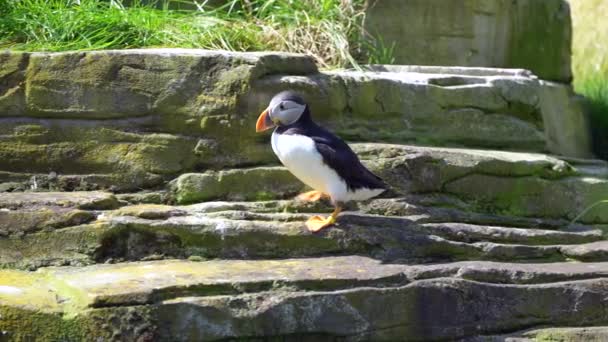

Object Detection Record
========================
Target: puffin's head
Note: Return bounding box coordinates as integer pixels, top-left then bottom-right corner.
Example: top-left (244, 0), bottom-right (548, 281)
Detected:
top-left (256, 91), bottom-right (308, 132)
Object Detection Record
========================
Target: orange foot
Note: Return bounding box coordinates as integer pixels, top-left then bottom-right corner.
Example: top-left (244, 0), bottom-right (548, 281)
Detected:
top-left (305, 206), bottom-right (342, 232)
top-left (305, 215), bottom-right (336, 232)
top-left (296, 190), bottom-right (329, 202)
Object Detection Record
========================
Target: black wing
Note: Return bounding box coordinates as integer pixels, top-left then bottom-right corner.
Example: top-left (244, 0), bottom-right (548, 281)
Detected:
top-left (281, 124), bottom-right (387, 191)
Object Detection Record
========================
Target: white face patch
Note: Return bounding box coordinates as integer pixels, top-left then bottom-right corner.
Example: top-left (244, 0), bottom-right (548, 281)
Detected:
top-left (269, 100), bottom-right (306, 126)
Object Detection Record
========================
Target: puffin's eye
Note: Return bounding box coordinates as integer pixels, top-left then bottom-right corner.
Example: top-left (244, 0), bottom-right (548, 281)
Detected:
top-left (279, 103), bottom-right (285, 110)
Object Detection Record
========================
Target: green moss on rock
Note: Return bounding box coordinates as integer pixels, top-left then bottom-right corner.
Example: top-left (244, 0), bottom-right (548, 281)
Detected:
top-left (0, 305), bottom-right (156, 342)
top-left (170, 167), bottom-right (306, 204)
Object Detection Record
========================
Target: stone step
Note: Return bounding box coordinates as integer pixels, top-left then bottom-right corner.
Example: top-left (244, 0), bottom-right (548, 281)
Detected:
top-left (1, 191), bottom-right (606, 269)
top-left (512, 327), bottom-right (608, 342)
top-left (0, 191), bottom-right (118, 236)
top-left (0, 191), bottom-right (119, 210)
top-left (171, 143), bottom-right (608, 224)
top-left (0, 49), bottom-right (591, 193)
top-left (2, 256), bottom-right (608, 341)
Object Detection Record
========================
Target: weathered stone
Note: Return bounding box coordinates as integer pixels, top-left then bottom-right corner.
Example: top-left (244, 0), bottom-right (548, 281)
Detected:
top-left (352, 143), bottom-right (576, 190)
top-left (444, 174), bottom-right (608, 223)
top-left (0, 180), bottom-right (604, 340)
top-left (2, 145), bottom-right (604, 270)
top-left (0, 120), bottom-right (201, 183)
top-left (0, 52), bottom-right (28, 115)
top-left (170, 167), bottom-right (306, 204)
top-left (0, 224), bottom-right (102, 269)
top-left (155, 279), bottom-right (608, 340)
top-left (168, 144), bottom-right (608, 226)
top-left (0, 50), bottom-right (592, 192)
top-left (3, 257), bottom-right (608, 340)
top-left (523, 327), bottom-right (608, 341)
top-left (362, 65), bottom-right (535, 77)
top-left (0, 191), bottom-right (116, 238)
top-left (0, 50), bottom-right (317, 191)
top-left (566, 157), bottom-right (608, 179)
top-left (248, 71), bottom-right (549, 152)
top-left (421, 261), bottom-right (608, 285)
top-left (0, 191), bottom-right (119, 210)
top-left (0, 48), bottom-right (605, 340)
top-left (110, 204), bottom-right (186, 220)
top-left (20, 49), bottom-right (316, 120)
top-left (115, 191), bottom-right (167, 205)
top-left (0, 169), bottom-right (164, 193)
top-left (540, 80), bottom-right (592, 158)
top-left (364, 0), bottom-right (572, 82)
top-left (4, 194), bottom-right (605, 269)
top-left (560, 241), bottom-right (608, 262)
top-left (174, 143), bottom-right (577, 202)
top-left (473, 326), bottom-right (608, 342)
top-left (42, 256), bottom-right (409, 308)
top-left (0, 208), bottom-right (94, 236)
top-left (0, 269), bottom-right (63, 312)
top-left (420, 222), bottom-right (599, 245)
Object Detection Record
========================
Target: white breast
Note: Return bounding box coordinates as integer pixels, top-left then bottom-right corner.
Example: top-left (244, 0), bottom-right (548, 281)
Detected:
top-left (271, 132), bottom-right (384, 203)
top-left (272, 132), bottom-right (348, 201)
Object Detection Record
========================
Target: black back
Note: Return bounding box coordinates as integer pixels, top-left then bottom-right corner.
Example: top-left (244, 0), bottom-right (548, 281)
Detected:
top-left (275, 105), bottom-right (387, 191)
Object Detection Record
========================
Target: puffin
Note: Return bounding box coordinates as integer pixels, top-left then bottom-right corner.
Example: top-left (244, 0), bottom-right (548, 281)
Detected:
top-left (255, 91), bottom-right (387, 232)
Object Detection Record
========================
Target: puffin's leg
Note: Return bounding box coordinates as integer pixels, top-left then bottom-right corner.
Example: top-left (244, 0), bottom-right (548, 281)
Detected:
top-left (305, 205), bottom-right (342, 232)
top-left (296, 190), bottom-right (329, 202)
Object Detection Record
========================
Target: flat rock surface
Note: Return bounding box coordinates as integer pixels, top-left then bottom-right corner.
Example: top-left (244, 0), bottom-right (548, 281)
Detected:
top-left (522, 326), bottom-right (608, 341)
top-left (0, 191), bottom-right (117, 236)
top-left (2, 189), bottom-right (607, 270)
top-left (3, 256), bottom-right (608, 341)
top-left (5, 256), bottom-right (608, 311)
top-left (171, 143), bottom-right (607, 224)
top-left (0, 191), bottom-right (119, 210)
top-left (1, 170), bottom-right (607, 341)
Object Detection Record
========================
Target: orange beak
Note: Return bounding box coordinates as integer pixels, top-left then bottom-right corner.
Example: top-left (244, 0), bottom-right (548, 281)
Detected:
top-left (255, 109), bottom-right (274, 132)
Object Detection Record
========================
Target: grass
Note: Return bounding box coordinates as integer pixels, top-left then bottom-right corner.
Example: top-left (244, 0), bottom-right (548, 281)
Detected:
top-left (570, 200), bottom-right (608, 225)
top-left (568, 0), bottom-right (608, 222)
top-left (0, 0), bottom-right (388, 68)
top-left (0, 1), bottom-right (604, 117)
top-left (569, 0), bottom-right (608, 159)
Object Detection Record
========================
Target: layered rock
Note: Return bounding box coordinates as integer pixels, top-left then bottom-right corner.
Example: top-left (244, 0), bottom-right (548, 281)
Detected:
top-left (0, 49), bottom-right (604, 341)
top-left (3, 190), bottom-right (607, 270)
top-left (0, 49), bottom-right (591, 193)
top-left (172, 144), bottom-right (608, 224)
top-left (2, 184), bottom-right (608, 339)
top-left (0, 50), bottom-right (318, 192)
top-left (3, 255), bottom-right (608, 341)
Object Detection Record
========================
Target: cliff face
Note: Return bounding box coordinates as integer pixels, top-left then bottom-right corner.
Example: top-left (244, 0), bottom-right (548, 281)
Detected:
top-left (0, 48), bottom-right (606, 341)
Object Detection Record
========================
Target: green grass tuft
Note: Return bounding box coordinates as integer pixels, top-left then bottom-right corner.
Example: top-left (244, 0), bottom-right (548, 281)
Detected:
top-left (569, 0), bottom-right (608, 159)
top-left (569, 0), bottom-right (608, 217)
top-left (570, 200), bottom-right (608, 226)
top-left (0, 0), bottom-right (381, 69)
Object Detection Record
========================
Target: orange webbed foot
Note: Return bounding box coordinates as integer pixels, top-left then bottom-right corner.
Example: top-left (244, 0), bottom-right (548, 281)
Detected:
top-left (305, 206), bottom-right (342, 232)
top-left (305, 215), bottom-right (336, 232)
top-left (296, 191), bottom-right (329, 202)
